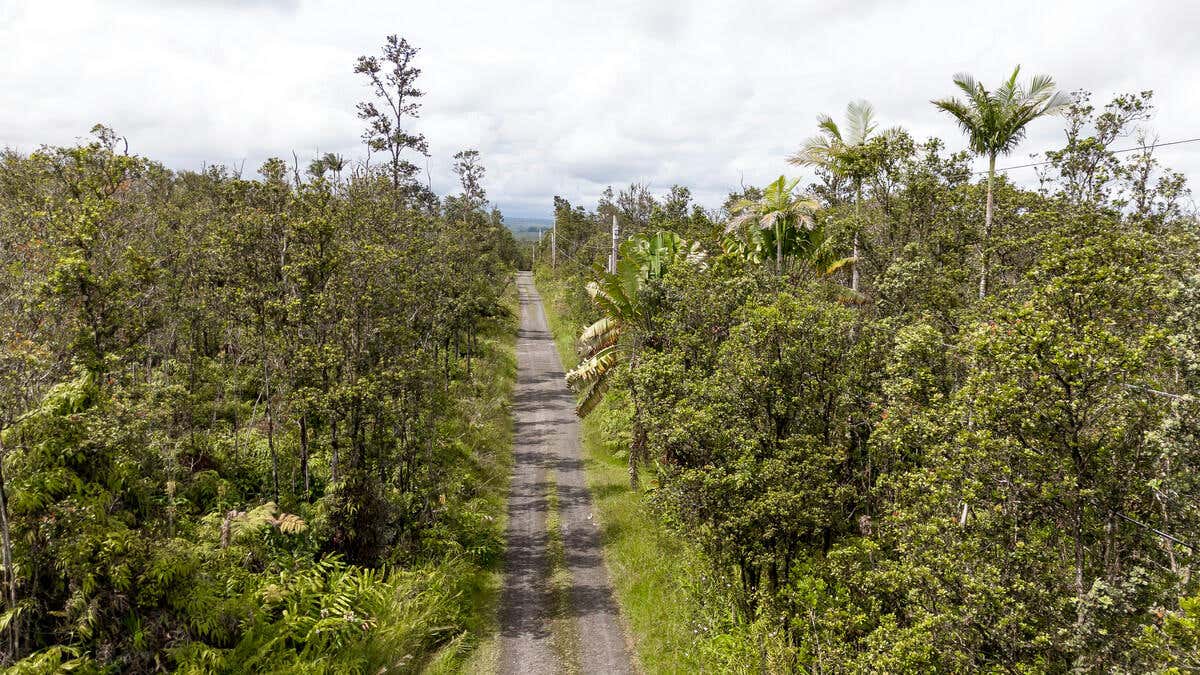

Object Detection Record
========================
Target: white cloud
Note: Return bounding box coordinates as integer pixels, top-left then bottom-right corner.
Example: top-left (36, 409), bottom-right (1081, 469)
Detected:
top-left (1, 0), bottom-right (1196, 217)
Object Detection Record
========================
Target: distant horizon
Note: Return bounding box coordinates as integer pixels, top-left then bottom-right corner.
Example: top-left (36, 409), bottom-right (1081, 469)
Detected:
top-left (500, 214), bottom-right (554, 224)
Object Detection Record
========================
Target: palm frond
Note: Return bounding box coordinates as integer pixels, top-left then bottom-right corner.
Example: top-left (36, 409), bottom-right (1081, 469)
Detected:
top-left (758, 209), bottom-right (781, 231)
top-left (951, 73), bottom-right (982, 102)
top-left (1040, 89), bottom-right (1072, 115)
top-left (820, 255), bottom-right (856, 277)
top-left (727, 197), bottom-right (756, 213)
top-left (932, 97), bottom-right (978, 133)
top-left (578, 317), bottom-right (621, 356)
top-left (845, 99), bottom-right (877, 145)
top-left (816, 113), bottom-right (842, 141)
top-left (790, 197), bottom-right (820, 230)
top-left (1026, 73), bottom-right (1057, 101)
top-left (789, 134), bottom-right (836, 167)
top-left (565, 344), bottom-right (621, 388)
top-left (575, 374), bottom-right (611, 417)
top-left (724, 210), bottom-right (758, 233)
top-left (995, 65), bottom-right (1021, 107)
top-left (936, 66), bottom-right (1064, 158)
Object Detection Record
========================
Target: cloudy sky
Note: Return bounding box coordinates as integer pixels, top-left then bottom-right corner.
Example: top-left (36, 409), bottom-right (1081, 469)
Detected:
top-left (2, 0), bottom-right (1197, 217)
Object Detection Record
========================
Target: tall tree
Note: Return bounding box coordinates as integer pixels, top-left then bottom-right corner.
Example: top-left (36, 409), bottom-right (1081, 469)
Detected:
top-left (932, 65), bottom-right (1067, 298)
top-left (354, 35), bottom-right (429, 192)
top-left (452, 149), bottom-right (487, 212)
top-left (789, 100), bottom-right (893, 292)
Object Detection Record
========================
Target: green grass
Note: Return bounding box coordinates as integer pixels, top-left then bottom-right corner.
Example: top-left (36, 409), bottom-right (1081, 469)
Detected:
top-left (534, 270), bottom-right (715, 674)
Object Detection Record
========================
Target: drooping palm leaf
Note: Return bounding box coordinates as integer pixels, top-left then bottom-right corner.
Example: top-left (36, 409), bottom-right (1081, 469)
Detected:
top-left (578, 316), bottom-right (621, 357)
top-left (587, 279), bottom-right (637, 327)
top-left (574, 375), bottom-right (611, 417)
top-left (565, 344), bottom-right (620, 388)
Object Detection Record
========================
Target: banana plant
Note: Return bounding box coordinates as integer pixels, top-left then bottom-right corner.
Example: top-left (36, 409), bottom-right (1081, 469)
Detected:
top-left (566, 231), bottom-right (705, 417)
top-left (566, 232), bottom-right (705, 489)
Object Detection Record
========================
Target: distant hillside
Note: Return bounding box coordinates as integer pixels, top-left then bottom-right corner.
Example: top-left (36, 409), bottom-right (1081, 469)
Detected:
top-left (505, 216), bottom-right (552, 240)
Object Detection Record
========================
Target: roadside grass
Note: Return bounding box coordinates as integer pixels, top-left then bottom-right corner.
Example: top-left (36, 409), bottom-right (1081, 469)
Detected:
top-left (534, 270), bottom-right (714, 674)
top-left (421, 276), bottom-right (520, 674)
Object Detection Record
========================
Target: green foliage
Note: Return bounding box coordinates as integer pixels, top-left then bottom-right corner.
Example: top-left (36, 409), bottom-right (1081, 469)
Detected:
top-left (932, 65), bottom-right (1069, 160)
top-left (536, 88), bottom-right (1199, 672)
top-left (565, 231), bottom-right (706, 417)
top-left (724, 176), bottom-right (830, 275)
top-left (0, 101), bottom-right (518, 669)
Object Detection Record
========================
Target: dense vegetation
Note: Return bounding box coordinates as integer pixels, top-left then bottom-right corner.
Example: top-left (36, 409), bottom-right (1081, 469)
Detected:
top-left (0, 36), bottom-right (523, 672)
top-left (537, 81), bottom-right (1200, 670)
top-left (5, 34), bottom-right (1199, 672)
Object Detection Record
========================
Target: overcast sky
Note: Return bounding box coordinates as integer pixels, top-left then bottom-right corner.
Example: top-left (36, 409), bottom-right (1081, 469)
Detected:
top-left (2, 0), bottom-right (1197, 218)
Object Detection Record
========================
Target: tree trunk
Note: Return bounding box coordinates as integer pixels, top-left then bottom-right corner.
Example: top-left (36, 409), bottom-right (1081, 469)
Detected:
top-left (231, 406), bottom-right (239, 465)
top-left (330, 418), bottom-right (340, 484)
top-left (299, 414), bottom-right (310, 499)
top-left (262, 351), bottom-right (279, 505)
top-left (776, 223), bottom-right (784, 275)
top-left (629, 352), bottom-right (645, 490)
top-left (630, 418), bottom-right (645, 490)
top-left (258, 310), bottom-right (280, 504)
top-left (979, 154), bottom-right (996, 300)
top-left (852, 183), bottom-right (862, 293)
top-left (0, 439), bottom-right (18, 661)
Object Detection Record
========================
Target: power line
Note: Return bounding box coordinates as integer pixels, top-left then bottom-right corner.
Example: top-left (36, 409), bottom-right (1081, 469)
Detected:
top-left (1113, 510), bottom-right (1198, 553)
top-left (972, 136), bottom-right (1200, 175)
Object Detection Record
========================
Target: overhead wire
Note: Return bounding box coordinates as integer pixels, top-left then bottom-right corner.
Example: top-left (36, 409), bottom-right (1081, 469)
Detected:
top-left (974, 136), bottom-right (1200, 175)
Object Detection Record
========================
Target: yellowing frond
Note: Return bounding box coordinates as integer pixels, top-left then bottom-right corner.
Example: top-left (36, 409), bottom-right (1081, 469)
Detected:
top-left (575, 376), bottom-right (610, 417)
top-left (579, 317), bottom-right (621, 356)
top-left (565, 345), bottom-right (620, 388)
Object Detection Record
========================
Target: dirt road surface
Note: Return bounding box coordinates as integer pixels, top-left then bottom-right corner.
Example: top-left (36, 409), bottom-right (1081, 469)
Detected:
top-left (498, 272), bottom-right (634, 674)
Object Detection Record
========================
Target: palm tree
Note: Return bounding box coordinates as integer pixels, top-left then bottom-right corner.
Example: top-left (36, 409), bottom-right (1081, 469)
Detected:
top-left (933, 65), bottom-right (1068, 298)
top-left (566, 231), bottom-right (705, 487)
top-left (789, 100), bottom-right (892, 292)
top-left (725, 176), bottom-right (821, 275)
top-left (720, 217), bottom-right (852, 281)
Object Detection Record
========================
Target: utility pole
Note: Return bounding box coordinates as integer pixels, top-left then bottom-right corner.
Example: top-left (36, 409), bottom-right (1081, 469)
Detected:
top-left (609, 213), bottom-right (619, 273)
top-left (551, 220), bottom-right (557, 269)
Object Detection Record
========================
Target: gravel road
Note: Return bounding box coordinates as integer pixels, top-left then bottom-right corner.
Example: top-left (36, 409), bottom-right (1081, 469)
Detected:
top-left (499, 272), bottom-right (634, 675)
